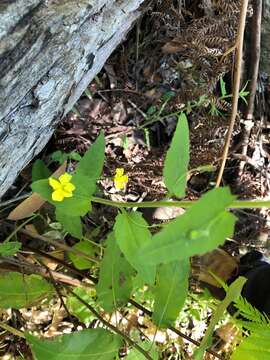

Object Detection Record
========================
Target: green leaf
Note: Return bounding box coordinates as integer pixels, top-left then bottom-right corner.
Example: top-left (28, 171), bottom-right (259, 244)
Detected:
top-left (153, 259), bottom-right (189, 327)
top-left (69, 240), bottom-right (95, 270)
top-left (139, 187), bottom-right (236, 266)
top-left (55, 209), bottom-right (82, 239)
top-left (50, 150), bottom-right (68, 164)
top-left (161, 90), bottom-right (176, 102)
top-left (68, 151), bottom-right (82, 161)
top-left (220, 77), bottom-right (227, 97)
top-left (231, 328), bottom-right (270, 360)
top-left (66, 287), bottom-right (96, 324)
top-left (31, 179), bottom-right (52, 200)
top-left (32, 160), bottom-right (50, 182)
top-left (97, 232), bottom-right (135, 312)
top-left (75, 132), bottom-right (105, 180)
top-left (194, 277), bottom-right (246, 360)
top-left (32, 176), bottom-right (92, 216)
top-left (0, 241), bottom-right (21, 256)
top-left (126, 340), bottom-right (159, 360)
top-left (114, 211), bottom-right (156, 285)
top-left (163, 113), bottom-right (189, 198)
top-left (26, 328), bottom-right (122, 360)
top-left (32, 133), bottom-right (105, 217)
top-left (55, 174), bottom-right (93, 216)
top-left (0, 272), bottom-right (54, 309)
top-left (147, 105), bottom-right (157, 116)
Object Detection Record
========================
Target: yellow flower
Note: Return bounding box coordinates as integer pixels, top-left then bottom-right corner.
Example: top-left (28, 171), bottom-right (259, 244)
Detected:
top-left (114, 168), bottom-right (128, 190)
top-left (49, 173), bottom-right (76, 202)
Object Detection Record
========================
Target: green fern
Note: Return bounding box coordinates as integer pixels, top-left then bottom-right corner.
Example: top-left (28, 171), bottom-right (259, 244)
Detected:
top-left (231, 296), bottom-right (270, 360)
top-left (234, 296), bottom-right (270, 325)
top-left (231, 327), bottom-right (270, 360)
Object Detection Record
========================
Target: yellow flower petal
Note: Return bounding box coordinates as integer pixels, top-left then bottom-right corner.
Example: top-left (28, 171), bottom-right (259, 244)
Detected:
top-left (63, 182), bottom-right (76, 192)
top-left (114, 168), bottom-right (128, 190)
top-left (61, 190), bottom-right (72, 197)
top-left (52, 190), bottom-right (64, 202)
top-left (122, 175), bottom-right (128, 182)
top-left (59, 173), bottom-right (72, 184)
top-left (114, 181), bottom-right (124, 190)
top-left (115, 168), bottom-right (124, 177)
top-left (49, 178), bottom-right (61, 190)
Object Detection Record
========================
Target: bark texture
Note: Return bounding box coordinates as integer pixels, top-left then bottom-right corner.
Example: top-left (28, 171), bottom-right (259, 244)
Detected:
top-left (261, 0), bottom-right (270, 74)
top-left (0, 0), bottom-right (146, 198)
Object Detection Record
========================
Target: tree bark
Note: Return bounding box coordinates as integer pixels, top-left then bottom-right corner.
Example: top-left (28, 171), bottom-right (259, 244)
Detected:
top-left (261, 0), bottom-right (270, 74)
top-left (0, 0), bottom-right (147, 198)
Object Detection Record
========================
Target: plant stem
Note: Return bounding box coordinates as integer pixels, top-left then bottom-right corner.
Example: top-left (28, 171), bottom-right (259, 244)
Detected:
top-left (0, 321), bottom-right (25, 339)
top-left (215, 0), bottom-right (249, 186)
top-left (65, 288), bottom-right (153, 360)
top-left (91, 196), bottom-right (270, 209)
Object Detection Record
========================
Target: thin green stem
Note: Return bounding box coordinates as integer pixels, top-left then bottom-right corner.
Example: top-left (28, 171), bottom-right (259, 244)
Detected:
top-left (0, 321), bottom-right (25, 339)
top-left (5, 214), bottom-right (37, 242)
top-left (91, 196), bottom-right (270, 209)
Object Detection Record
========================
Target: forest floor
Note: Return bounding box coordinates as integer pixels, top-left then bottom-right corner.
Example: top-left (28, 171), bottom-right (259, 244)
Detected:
top-left (1, 2), bottom-right (270, 359)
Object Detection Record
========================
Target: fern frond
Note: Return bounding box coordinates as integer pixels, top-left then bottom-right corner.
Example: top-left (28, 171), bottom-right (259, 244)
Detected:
top-left (231, 327), bottom-right (270, 360)
top-left (234, 296), bottom-right (270, 325)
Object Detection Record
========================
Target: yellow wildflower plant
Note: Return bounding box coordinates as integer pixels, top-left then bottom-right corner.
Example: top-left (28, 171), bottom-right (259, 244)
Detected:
top-left (49, 173), bottom-right (76, 202)
top-left (114, 168), bottom-right (128, 190)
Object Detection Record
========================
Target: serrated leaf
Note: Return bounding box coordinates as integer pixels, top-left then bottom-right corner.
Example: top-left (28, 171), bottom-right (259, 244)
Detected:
top-left (163, 113), bottom-right (189, 198)
top-left (194, 277), bottom-right (246, 360)
top-left (126, 340), bottom-right (159, 360)
top-left (66, 287), bottom-right (96, 324)
top-left (139, 187), bottom-right (236, 265)
top-left (231, 328), bottom-right (270, 360)
top-left (55, 209), bottom-right (82, 239)
top-left (0, 272), bottom-right (54, 309)
top-left (96, 232), bottom-right (135, 312)
top-left (153, 259), bottom-right (189, 327)
top-left (69, 240), bottom-right (95, 270)
top-left (8, 162), bottom-right (66, 220)
top-left (0, 241), bottom-right (21, 256)
top-left (114, 211), bottom-right (156, 285)
top-left (26, 328), bottom-right (122, 360)
top-left (32, 160), bottom-right (50, 182)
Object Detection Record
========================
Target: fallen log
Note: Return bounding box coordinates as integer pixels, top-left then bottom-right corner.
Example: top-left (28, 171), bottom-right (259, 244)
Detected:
top-left (0, 0), bottom-right (147, 197)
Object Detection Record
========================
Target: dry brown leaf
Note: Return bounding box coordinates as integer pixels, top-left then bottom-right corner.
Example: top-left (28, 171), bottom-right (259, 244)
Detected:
top-left (8, 161), bottom-right (67, 221)
top-left (41, 250), bottom-right (65, 270)
top-left (162, 39), bottom-right (185, 54)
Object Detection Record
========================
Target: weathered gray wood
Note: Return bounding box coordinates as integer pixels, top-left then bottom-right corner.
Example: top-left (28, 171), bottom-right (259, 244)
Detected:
top-left (0, 0), bottom-right (147, 198)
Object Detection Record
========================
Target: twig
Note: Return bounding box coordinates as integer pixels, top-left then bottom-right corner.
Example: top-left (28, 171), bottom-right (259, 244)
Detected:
top-left (25, 245), bottom-right (96, 282)
top-left (97, 88), bottom-right (144, 96)
top-left (239, 0), bottom-right (262, 176)
top-left (245, 0), bottom-right (262, 119)
top-left (17, 227), bottom-right (98, 263)
top-left (65, 287), bottom-right (153, 360)
top-left (0, 255), bottom-right (83, 287)
top-left (129, 299), bottom-right (224, 360)
top-left (0, 193), bottom-right (31, 208)
top-left (91, 196), bottom-right (270, 209)
top-left (39, 259), bottom-right (73, 321)
top-left (5, 249), bottom-right (223, 359)
top-left (0, 321), bottom-right (25, 339)
top-left (216, 0), bottom-right (249, 187)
